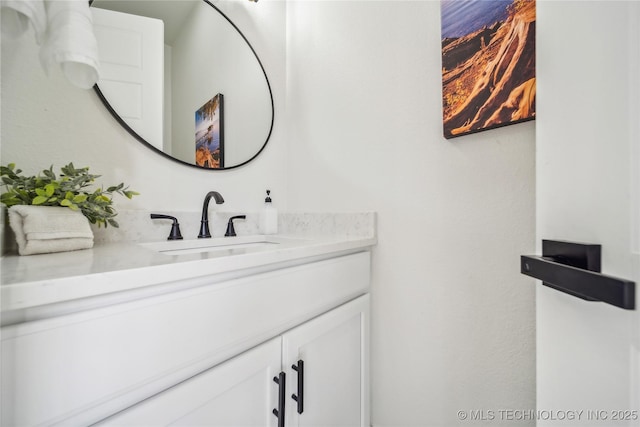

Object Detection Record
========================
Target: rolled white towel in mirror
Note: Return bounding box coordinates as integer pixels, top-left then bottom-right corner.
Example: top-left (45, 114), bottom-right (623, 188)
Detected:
top-left (8, 205), bottom-right (94, 256)
top-left (1, 0), bottom-right (47, 42)
top-left (39, 0), bottom-right (101, 89)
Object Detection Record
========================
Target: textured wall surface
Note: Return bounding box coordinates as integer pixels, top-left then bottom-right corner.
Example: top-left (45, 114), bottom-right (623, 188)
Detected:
top-left (285, 2), bottom-right (536, 426)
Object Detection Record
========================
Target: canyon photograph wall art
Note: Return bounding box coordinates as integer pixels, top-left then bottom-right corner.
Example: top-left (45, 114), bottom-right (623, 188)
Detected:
top-left (441, 0), bottom-right (536, 139)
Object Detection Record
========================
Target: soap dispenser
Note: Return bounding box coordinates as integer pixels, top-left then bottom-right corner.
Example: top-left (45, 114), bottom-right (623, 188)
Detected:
top-left (260, 190), bottom-right (278, 235)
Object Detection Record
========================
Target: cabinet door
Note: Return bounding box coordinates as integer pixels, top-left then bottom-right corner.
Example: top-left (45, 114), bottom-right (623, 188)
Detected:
top-left (95, 337), bottom-right (282, 426)
top-left (282, 295), bottom-right (370, 427)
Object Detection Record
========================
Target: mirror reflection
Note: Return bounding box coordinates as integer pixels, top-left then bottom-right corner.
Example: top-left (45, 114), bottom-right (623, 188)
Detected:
top-left (90, 0), bottom-right (273, 170)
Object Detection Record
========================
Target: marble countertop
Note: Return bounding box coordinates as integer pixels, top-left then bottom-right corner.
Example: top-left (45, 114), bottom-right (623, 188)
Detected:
top-left (1, 233), bottom-right (376, 317)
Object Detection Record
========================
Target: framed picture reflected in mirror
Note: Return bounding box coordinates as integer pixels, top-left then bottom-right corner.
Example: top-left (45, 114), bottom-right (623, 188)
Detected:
top-left (195, 93), bottom-right (225, 168)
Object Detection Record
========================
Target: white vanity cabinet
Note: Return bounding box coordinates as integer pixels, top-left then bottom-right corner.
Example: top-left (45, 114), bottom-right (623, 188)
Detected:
top-left (1, 250), bottom-right (371, 427)
top-left (97, 295), bottom-right (370, 427)
top-left (95, 337), bottom-right (284, 426)
top-left (283, 294), bottom-right (369, 427)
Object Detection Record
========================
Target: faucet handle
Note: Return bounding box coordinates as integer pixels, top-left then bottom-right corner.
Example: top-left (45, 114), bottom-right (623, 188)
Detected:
top-left (225, 215), bottom-right (247, 237)
top-left (150, 214), bottom-right (183, 240)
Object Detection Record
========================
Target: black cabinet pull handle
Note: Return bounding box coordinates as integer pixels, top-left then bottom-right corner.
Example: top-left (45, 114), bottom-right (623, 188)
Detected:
top-left (521, 240), bottom-right (635, 310)
top-left (272, 372), bottom-right (286, 427)
top-left (291, 359), bottom-right (304, 414)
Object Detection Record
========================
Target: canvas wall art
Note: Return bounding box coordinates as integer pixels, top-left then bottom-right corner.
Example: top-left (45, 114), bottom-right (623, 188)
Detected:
top-left (441, 0), bottom-right (536, 139)
top-left (195, 93), bottom-right (224, 169)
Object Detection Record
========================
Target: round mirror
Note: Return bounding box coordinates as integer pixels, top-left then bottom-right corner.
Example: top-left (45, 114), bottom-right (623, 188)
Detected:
top-left (90, 0), bottom-right (274, 170)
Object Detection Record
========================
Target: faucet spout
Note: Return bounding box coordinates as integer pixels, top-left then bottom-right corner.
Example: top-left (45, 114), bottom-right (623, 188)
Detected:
top-left (198, 191), bottom-right (225, 238)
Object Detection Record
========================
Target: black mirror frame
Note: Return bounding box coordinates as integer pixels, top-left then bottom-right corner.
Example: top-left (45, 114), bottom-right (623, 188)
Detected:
top-left (90, 0), bottom-right (274, 171)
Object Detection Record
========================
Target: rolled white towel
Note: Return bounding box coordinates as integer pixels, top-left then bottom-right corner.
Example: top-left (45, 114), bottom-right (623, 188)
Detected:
top-left (8, 205), bottom-right (94, 256)
top-left (39, 0), bottom-right (101, 89)
top-left (1, 0), bottom-right (47, 42)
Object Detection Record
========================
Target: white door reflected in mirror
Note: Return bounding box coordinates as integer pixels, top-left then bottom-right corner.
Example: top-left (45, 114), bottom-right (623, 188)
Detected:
top-left (93, 8), bottom-right (164, 151)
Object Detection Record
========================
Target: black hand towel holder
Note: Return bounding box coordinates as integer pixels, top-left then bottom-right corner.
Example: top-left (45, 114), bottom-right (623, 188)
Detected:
top-left (521, 240), bottom-right (635, 310)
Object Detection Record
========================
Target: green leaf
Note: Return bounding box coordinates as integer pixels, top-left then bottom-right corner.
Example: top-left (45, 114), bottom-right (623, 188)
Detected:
top-left (1, 192), bottom-right (19, 207)
top-left (43, 168), bottom-right (56, 180)
top-left (72, 194), bottom-right (87, 203)
top-left (60, 199), bottom-right (79, 210)
top-left (45, 185), bottom-right (55, 197)
top-left (32, 196), bottom-right (49, 205)
top-left (1, 192), bottom-right (15, 202)
top-left (108, 219), bottom-right (119, 228)
top-left (61, 163), bottom-right (74, 176)
top-left (35, 188), bottom-right (47, 197)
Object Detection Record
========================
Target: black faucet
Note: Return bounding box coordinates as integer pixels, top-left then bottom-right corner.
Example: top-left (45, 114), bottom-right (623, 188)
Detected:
top-left (198, 191), bottom-right (225, 238)
top-left (225, 215), bottom-right (247, 237)
top-left (150, 214), bottom-right (183, 240)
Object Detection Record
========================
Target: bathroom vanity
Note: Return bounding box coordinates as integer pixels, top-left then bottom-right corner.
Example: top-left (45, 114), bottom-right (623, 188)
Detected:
top-left (0, 233), bottom-right (374, 426)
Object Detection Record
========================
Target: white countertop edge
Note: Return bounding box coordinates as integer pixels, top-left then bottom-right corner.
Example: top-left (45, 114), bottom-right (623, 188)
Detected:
top-left (1, 235), bottom-right (376, 315)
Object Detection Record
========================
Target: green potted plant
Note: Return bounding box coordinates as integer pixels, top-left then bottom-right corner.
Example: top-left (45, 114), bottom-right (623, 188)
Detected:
top-left (1, 163), bottom-right (138, 228)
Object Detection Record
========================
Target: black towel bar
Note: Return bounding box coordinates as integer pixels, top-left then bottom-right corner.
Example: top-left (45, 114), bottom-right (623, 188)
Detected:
top-left (521, 240), bottom-right (635, 310)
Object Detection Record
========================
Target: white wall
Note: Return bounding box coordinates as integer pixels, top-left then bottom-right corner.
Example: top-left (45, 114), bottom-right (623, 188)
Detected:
top-left (0, 0), bottom-right (287, 215)
top-left (285, 2), bottom-right (536, 426)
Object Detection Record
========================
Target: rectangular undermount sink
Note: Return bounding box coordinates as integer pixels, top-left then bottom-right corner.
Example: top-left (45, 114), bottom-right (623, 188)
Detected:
top-left (139, 235), bottom-right (282, 256)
